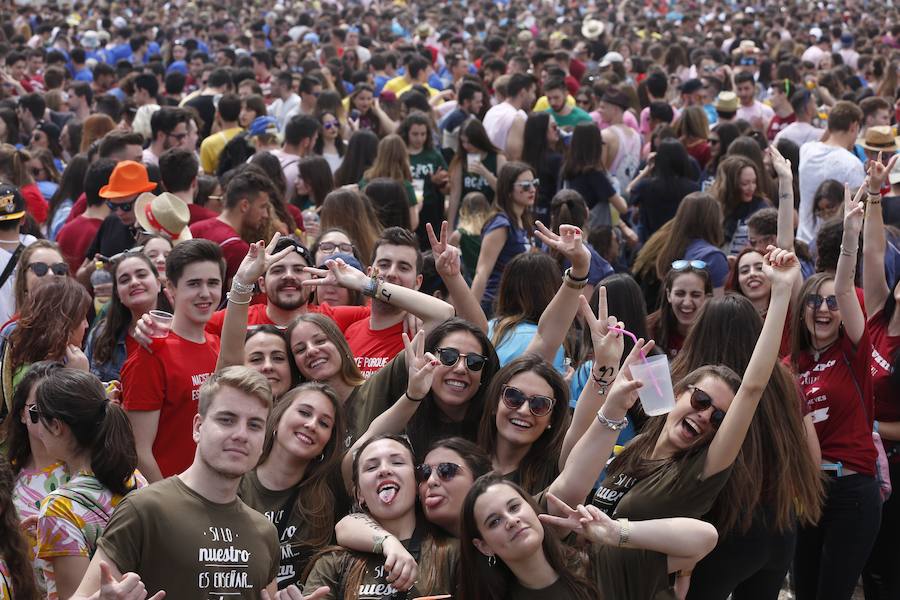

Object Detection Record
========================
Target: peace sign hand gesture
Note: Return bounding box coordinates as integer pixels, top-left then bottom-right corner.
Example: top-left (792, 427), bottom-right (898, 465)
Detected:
top-left (534, 221), bottom-right (591, 275)
top-left (234, 233), bottom-right (296, 288)
top-left (426, 221), bottom-right (461, 278)
top-left (404, 330), bottom-right (439, 400)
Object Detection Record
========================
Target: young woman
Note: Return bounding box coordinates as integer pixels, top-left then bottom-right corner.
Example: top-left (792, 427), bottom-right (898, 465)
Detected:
top-left (0, 454), bottom-right (39, 600)
top-left (646, 262), bottom-right (712, 358)
top-left (676, 105), bottom-right (713, 170)
top-left (448, 118), bottom-right (506, 226)
top-left (302, 435), bottom-right (456, 599)
top-left (628, 138), bottom-right (700, 240)
top-left (85, 252), bottom-right (161, 382)
top-left (561, 122), bottom-right (627, 230)
top-left (47, 154), bottom-right (89, 241)
top-left (360, 134), bottom-right (419, 230)
top-left (139, 234), bottom-right (173, 287)
top-left (295, 156), bottom-right (335, 212)
top-left (240, 94), bottom-right (268, 129)
top-left (471, 162), bottom-right (536, 316)
top-left (807, 178), bottom-right (844, 239)
top-left (334, 130), bottom-right (379, 188)
top-left (314, 111), bottom-right (346, 173)
top-left (548, 190), bottom-right (615, 296)
top-left (789, 182), bottom-right (883, 600)
top-left (0, 144), bottom-right (47, 225)
top-left (318, 189), bottom-right (381, 268)
top-left (238, 383), bottom-right (347, 589)
top-left (655, 191), bottom-right (728, 294)
top-left (347, 84), bottom-right (395, 138)
top-left (520, 113), bottom-right (563, 224)
top-left (33, 368), bottom-right (146, 600)
top-left (310, 229), bottom-right (364, 307)
top-left (26, 147), bottom-right (61, 204)
top-left (398, 112), bottom-right (449, 246)
top-left (712, 155), bottom-right (771, 254)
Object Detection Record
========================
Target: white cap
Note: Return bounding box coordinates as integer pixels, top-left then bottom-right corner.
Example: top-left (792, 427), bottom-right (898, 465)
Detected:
top-left (599, 51), bottom-right (624, 68)
top-left (113, 16), bottom-right (127, 30)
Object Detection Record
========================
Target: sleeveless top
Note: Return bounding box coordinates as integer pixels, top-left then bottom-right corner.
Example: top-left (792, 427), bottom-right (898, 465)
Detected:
top-left (608, 124), bottom-right (642, 193)
top-left (461, 152), bottom-right (498, 203)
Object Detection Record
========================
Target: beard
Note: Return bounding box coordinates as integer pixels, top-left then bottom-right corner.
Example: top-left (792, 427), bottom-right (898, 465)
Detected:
top-left (270, 285), bottom-right (311, 311)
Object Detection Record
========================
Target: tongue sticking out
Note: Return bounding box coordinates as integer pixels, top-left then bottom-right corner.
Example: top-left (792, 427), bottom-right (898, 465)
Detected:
top-left (378, 486), bottom-right (398, 504)
top-left (424, 496), bottom-right (444, 509)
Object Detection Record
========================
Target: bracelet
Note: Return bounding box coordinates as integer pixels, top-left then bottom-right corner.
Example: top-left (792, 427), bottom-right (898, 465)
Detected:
top-left (867, 197), bottom-right (882, 205)
top-left (231, 279), bottom-right (254, 295)
top-left (590, 371), bottom-right (610, 395)
top-left (596, 408), bottom-right (629, 431)
top-left (677, 568), bottom-right (693, 578)
top-left (839, 245), bottom-right (857, 257)
top-left (227, 291), bottom-right (252, 305)
top-left (617, 518), bottom-right (630, 547)
top-left (563, 268), bottom-right (588, 290)
top-left (362, 276), bottom-right (380, 298)
top-left (405, 391), bottom-right (427, 402)
top-left (564, 267), bottom-right (589, 282)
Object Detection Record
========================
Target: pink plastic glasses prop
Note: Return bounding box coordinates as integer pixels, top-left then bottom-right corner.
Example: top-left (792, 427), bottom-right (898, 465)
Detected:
top-left (608, 326), bottom-right (663, 396)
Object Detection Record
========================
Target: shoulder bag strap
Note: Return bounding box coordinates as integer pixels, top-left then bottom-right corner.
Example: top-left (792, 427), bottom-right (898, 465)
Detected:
top-left (0, 243), bottom-right (25, 290)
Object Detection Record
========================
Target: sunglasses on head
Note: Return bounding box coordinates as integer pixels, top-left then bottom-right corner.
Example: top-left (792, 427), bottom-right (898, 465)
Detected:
top-left (106, 200), bottom-right (134, 212)
top-left (671, 259), bottom-right (707, 271)
top-left (435, 347), bottom-right (487, 371)
top-left (28, 261), bottom-right (69, 277)
top-left (501, 385), bottom-right (555, 417)
top-left (805, 293), bottom-right (838, 311)
top-left (515, 178), bottom-right (540, 191)
top-left (26, 404), bottom-right (42, 424)
top-left (415, 462), bottom-right (464, 483)
top-left (689, 386), bottom-right (725, 429)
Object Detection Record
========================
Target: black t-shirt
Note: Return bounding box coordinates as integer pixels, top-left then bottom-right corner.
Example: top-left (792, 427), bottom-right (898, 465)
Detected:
top-left (882, 195), bottom-right (900, 227)
top-left (185, 94), bottom-right (217, 140)
top-left (533, 152), bottom-right (563, 223)
top-left (632, 176), bottom-right (701, 238)
top-left (85, 215), bottom-right (137, 260)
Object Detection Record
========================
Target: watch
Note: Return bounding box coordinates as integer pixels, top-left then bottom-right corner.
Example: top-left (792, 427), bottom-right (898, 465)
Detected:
top-left (373, 534), bottom-right (392, 555)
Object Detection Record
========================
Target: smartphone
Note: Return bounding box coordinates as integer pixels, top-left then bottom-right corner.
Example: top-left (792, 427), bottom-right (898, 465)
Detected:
top-left (350, 109), bottom-right (360, 120)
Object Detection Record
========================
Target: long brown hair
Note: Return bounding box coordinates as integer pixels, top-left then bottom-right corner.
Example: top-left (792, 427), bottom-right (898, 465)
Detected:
top-left (655, 192), bottom-right (724, 280)
top-left (9, 277), bottom-right (91, 373)
top-left (363, 134), bottom-right (412, 183)
top-left (457, 475), bottom-right (599, 600)
top-left (790, 272), bottom-right (836, 368)
top-left (711, 155), bottom-right (764, 224)
top-left (492, 161), bottom-right (535, 231)
top-left (491, 252), bottom-right (561, 349)
top-left (0, 455), bottom-right (39, 599)
top-left (285, 313), bottom-right (364, 388)
top-left (646, 266), bottom-right (712, 356)
top-left (318, 189), bottom-right (381, 267)
top-left (477, 355), bottom-right (570, 494)
top-left (0, 144), bottom-right (33, 187)
top-left (670, 295), bottom-right (824, 533)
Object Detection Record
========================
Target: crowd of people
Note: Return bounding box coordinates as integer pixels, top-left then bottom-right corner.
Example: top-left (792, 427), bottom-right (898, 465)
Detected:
top-left (0, 0), bottom-right (898, 599)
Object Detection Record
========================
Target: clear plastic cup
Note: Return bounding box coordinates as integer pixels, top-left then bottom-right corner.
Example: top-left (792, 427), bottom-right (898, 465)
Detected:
top-left (412, 178), bottom-right (425, 202)
top-left (629, 354), bottom-right (676, 416)
top-left (466, 153), bottom-right (481, 169)
top-left (148, 310), bottom-right (174, 338)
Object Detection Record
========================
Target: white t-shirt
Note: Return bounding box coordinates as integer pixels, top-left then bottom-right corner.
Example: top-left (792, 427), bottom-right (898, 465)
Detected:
top-left (483, 101), bottom-right (526, 153)
top-left (736, 101), bottom-right (775, 130)
top-left (774, 122), bottom-right (825, 148)
top-left (797, 141), bottom-right (866, 243)
top-left (0, 234), bottom-right (37, 325)
top-left (268, 93), bottom-right (301, 130)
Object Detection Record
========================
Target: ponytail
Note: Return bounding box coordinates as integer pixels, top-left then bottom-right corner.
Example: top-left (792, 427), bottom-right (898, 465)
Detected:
top-left (10, 147), bottom-right (31, 186)
top-left (92, 401), bottom-right (138, 496)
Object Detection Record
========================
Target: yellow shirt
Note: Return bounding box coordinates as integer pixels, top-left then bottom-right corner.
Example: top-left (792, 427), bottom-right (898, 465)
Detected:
top-left (199, 126), bottom-right (243, 175)
top-left (533, 94), bottom-right (575, 112)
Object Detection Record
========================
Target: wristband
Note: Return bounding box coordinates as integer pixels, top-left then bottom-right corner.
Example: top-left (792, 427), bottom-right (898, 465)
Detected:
top-left (373, 534), bottom-right (392, 555)
top-left (362, 276), bottom-right (380, 298)
top-left (231, 279), bottom-right (254, 295)
top-left (563, 268), bottom-right (588, 290)
top-left (596, 408), bottom-right (628, 431)
top-left (405, 391), bottom-right (427, 402)
top-left (227, 291), bottom-right (252, 305)
top-left (564, 267), bottom-right (589, 282)
top-left (617, 518), bottom-right (630, 547)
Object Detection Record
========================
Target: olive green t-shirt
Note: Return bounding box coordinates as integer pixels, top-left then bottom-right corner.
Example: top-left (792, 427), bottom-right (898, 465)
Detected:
top-left (97, 476), bottom-right (279, 600)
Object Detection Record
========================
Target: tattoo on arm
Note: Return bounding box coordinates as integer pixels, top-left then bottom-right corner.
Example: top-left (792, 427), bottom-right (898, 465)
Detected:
top-left (349, 512), bottom-right (388, 535)
top-left (380, 287), bottom-right (392, 302)
top-left (591, 365), bottom-right (616, 386)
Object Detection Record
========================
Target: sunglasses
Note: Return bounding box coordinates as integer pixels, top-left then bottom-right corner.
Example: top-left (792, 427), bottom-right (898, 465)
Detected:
top-left (322, 121), bottom-right (338, 130)
top-left (28, 261), bottom-right (69, 277)
top-left (805, 293), bottom-right (838, 312)
top-left (318, 241), bottom-right (354, 254)
top-left (501, 385), bottom-right (555, 417)
top-left (27, 404), bottom-right (42, 424)
top-left (689, 386), bottom-right (725, 430)
top-left (435, 347), bottom-right (487, 372)
top-left (671, 259), bottom-right (707, 271)
top-left (415, 462), bottom-right (464, 484)
top-left (107, 200), bottom-right (135, 212)
top-left (515, 178), bottom-right (541, 191)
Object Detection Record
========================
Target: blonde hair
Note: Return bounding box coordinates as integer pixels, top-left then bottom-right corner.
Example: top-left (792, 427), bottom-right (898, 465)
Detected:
top-left (363, 134), bottom-right (412, 183)
top-left (198, 366), bottom-right (273, 416)
top-left (458, 191), bottom-right (492, 235)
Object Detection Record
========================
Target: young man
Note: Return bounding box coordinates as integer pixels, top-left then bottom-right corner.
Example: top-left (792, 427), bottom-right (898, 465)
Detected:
top-left (121, 239), bottom-right (225, 482)
top-left (142, 107), bottom-right (191, 166)
top-left (190, 168), bottom-right (275, 283)
top-left (439, 80), bottom-right (484, 156)
top-left (159, 148), bottom-right (218, 224)
top-left (16, 93), bottom-right (45, 144)
top-left (544, 76), bottom-right (592, 130)
top-left (132, 73), bottom-right (159, 107)
top-left (598, 87), bottom-right (642, 193)
top-left (199, 93), bottom-right (243, 175)
top-left (734, 71), bottom-right (773, 133)
top-left (798, 101), bottom-right (867, 243)
top-left (72, 367), bottom-right (333, 600)
top-left (267, 71), bottom-right (300, 129)
top-left (283, 75), bottom-right (322, 120)
top-left (182, 67), bottom-right (234, 140)
top-left (774, 90), bottom-right (824, 148)
top-left (57, 159), bottom-right (114, 274)
top-left (251, 51), bottom-right (273, 100)
top-left (271, 114), bottom-right (318, 194)
top-left (766, 79), bottom-right (796, 141)
top-left (66, 81), bottom-right (93, 120)
top-left (0, 184), bottom-right (36, 324)
top-left (482, 72), bottom-right (534, 160)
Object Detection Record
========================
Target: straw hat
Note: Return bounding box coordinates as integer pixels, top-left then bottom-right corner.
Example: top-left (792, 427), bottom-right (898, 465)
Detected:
top-left (714, 91), bottom-right (739, 112)
top-left (731, 39), bottom-right (760, 56)
top-left (581, 19), bottom-right (605, 40)
top-left (99, 161), bottom-right (157, 199)
top-left (859, 126), bottom-right (899, 153)
top-left (135, 192), bottom-right (192, 242)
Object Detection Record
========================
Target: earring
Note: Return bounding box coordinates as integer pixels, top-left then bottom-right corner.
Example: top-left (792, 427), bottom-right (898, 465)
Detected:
top-left (547, 424), bottom-right (552, 430)
top-left (318, 453), bottom-right (325, 462)
top-left (487, 555), bottom-right (496, 567)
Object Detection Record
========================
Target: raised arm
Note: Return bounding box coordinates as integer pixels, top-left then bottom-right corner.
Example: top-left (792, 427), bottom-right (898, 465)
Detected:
top-left (704, 247), bottom-right (798, 478)
top-left (447, 164), bottom-right (463, 227)
top-left (302, 258), bottom-right (455, 332)
top-left (862, 153), bottom-right (897, 315)
top-left (768, 146), bottom-right (796, 251)
top-left (524, 223), bottom-right (592, 363)
top-left (836, 184), bottom-right (868, 345)
top-left (427, 221), bottom-right (488, 332)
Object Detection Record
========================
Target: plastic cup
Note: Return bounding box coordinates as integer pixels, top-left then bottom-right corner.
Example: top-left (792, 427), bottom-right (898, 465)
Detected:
top-left (628, 354), bottom-right (676, 416)
top-left (466, 153), bottom-right (481, 169)
top-left (412, 178), bottom-right (425, 202)
top-left (148, 310), bottom-right (174, 338)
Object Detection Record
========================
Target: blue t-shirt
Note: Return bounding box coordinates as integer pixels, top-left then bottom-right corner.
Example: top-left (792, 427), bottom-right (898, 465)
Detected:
top-left (481, 212), bottom-right (532, 302)
top-left (560, 243), bottom-right (614, 286)
top-left (684, 239), bottom-right (729, 288)
top-left (487, 320), bottom-right (566, 374)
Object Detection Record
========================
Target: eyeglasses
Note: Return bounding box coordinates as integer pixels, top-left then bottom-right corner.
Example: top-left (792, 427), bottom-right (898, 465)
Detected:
top-left (805, 293), bottom-right (838, 312)
top-left (501, 385), bottom-right (555, 417)
top-left (688, 386), bottom-right (725, 430)
top-left (27, 262), bottom-right (69, 277)
top-left (318, 241), bottom-right (354, 254)
top-left (671, 259), bottom-right (707, 271)
top-left (107, 200), bottom-right (134, 212)
top-left (435, 347), bottom-right (488, 372)
top-left (415, 462), bottom-right (464, 484)
top-left (515, 178), bottom-right (540, 191)
top-left (26, 404), bottom-right (42, 424)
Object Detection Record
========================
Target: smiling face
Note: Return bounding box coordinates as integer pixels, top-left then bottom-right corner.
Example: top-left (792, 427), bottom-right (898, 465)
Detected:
top-left (660, 375), bottom-right (734, 451)
top-left (356, 438), bottom-right (417, 521)
top-left (511, 170), bottom-right (536, 209)
top-left (803, 279), bottom-right (841, 347)
top-left (738, 166), bottom-right (757, 202)
top-left (290, 320), bottom-right (342, 382)
top-left (495, 370), bottom-right (555, 449)
top-left (24, 247), bottom-right (66, 298)
top-left (371, 244), bottom-right (421, 291)
top-left (244, 332), bottom-right (292, 398)
top-left (115, 256), bottom-right (160, 312)
top-left (472, 483), bottom-right (544, 564)
top-left (261, 251), bottom-right (311, 311)
top-left (431, 330), bottom-right (485, 418)
top-left (353, 89), bottom-right (374, 113)
top-left (195, 386), bottom-right (269, 479)
top-left (273, 390), bottom-right (335, 462)
top-left (667, 272), bottom-right (708, 328)
top-left (168, 261), bottom-right (222, 327)
top-left (737, 251), bottom-right (770, 302)
top-left (142, 237), bottom-right (172, 280)
top-left (418, 446), bottom-right (476, 532)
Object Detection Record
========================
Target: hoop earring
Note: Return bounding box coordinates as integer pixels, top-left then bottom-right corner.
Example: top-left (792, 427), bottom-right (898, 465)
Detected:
top-left (487, 555), bottom-right (496, 567)
top-left (318, 453), bottom-right (325, 462)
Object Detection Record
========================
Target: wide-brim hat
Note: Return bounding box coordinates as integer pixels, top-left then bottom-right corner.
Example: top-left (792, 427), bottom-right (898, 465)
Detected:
top-left (581, 19), bottom-right (605, 40)
top-left (99, 161), bottom-right (157, 199)
top-left (134, 192), bottom-right (192, 243)
top-left (860, 125), bottom-right (899, 153)
top-left (714, 91), bottom-right (739, 112)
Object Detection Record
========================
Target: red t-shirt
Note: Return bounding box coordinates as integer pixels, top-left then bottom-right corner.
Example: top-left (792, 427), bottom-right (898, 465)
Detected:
top-left (786, 329), bottom-right (877, 476)
top-left (203, 302), bottom-right (370, 337)
top-left (121, 331), bottom-right (220, 478)
top-left (346, 319), bottom-right (404, 378)
top-left (868, 309), bottom-right (900, 423)
top-left (188, 203), bottom-right (218, 225)
top-left (189, 217), bottom-right (248, 282)
top-left (20, 183), bottom-right (48, 224)
top-left (67, 193), bottom-right (87, 222)
top-left (766, 113), bottom-right (796, 141)
top-left (57, 215), bottom-right (103, 273)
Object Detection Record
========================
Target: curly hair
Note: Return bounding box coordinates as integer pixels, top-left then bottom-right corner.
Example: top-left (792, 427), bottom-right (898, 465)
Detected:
top-left (0, 455), bottom-right (39, 599)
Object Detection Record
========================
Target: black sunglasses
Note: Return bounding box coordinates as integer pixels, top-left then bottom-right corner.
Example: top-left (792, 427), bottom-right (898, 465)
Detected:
top-left (805, 293), bottom-right (838, 312)
top-left (689, 386), bottom-right (725, 430)
top-left (27, 404), bottom-right (42, 424)
top-left (106, 200), bottom-right (134, 212)
top-left (501, 385), bottom-right (555, 417)
top-left (415, 462), bottom-right (464, 484)
top-left (435, 347), bottom-right (487, 372)
top-left (28, 261), bottom-right (69, 277)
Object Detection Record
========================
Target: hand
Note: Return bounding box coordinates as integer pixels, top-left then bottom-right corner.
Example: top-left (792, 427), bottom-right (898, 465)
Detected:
top-left (98, 560), bottom-right (165, 600)
top-left (674, 572), bottom-right (692, 600)
top-left (104, 380), bottom-right (122, 405)
top-left (426, 221), bottom-right (462, 278)
top-left (65, 345), bottom-right (90, 371)
top-left (866, 151), bottom-right (899, 192)
top-left (263, 586), bottom-right (330, 600)
top-left (578, 288), bottom-right (624, 376)
top-left (468, 159), bottom-right (490, 178)
top-left (534, 221), bottom-right (590, 275)
top-left (842, 182), bottom-right (866, 236)
top-left (430, 168), bottom-right (449, 187)
top-left (234, 233), bottom-right (295, 288)
top-left (404, 330), bottom-right (438, 399)
top-left (602, 340), bottom-right (653, 416)
top-left (539, 494), bottom-right (620, 545)
top-left (767, 145), bottom-right (792, 181)
top-left (301, 257), bottom-right (368, 291)
top-left (762, 245), bottom-right (800, 289)
top-left (383, 536), bottom-right (419, 591)
top-left (402, 313), bottom-right (423, 339)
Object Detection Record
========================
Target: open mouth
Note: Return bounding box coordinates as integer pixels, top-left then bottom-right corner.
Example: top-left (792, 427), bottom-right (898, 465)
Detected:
top-left (509, 418), bottom-right (532, 430)
top-left (195, 302), bottom-right (212, 311)
top-left (307, 358), bottom-right (327, 370)
top-left (745, 278), bottom-right (763, 289)
top-left (681, 417), bottom-right (701, 439)
top-left (295, 431), bottom-right (314, 445)
top-left (377, 480), bottom-right (400, 504)
top-left (443, 378), bottom-right (469, 392)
